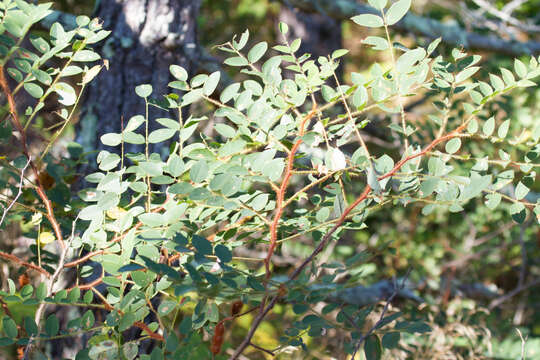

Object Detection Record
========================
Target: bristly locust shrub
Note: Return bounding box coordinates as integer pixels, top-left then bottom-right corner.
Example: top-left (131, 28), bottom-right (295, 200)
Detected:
top-left (1, 0), bottom-right (539, 359)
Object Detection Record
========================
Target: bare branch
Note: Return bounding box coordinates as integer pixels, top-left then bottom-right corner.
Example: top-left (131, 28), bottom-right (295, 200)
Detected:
top-left (350, 269), bottom-right (412, 359)
top-left (0, 159), bottom-right (30, 228)
top-left (471, 0), bottom-right (540, 33)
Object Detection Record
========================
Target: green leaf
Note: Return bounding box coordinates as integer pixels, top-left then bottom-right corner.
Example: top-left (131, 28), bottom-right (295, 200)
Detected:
top-left (53, 82), bottom-right (77, 106)
top-left (2, 317), bottom-right (17, 338)
top-left (455, 67), bottom-right (480, 83)
top-left (7, 68), bottom-right (23, 82)
top-left (36, 282), bottom-right (47, 300)
top-left (467, 118), bottom-right (478, 134)
top-left (279, 22), bottom-right (289, 34)
top-left (247, 276), bottom-right (265, 291)
top-left (166, 155), bottom-right (185, 177)
top-left (368, 0), bottom-right (388, 10)
top-left (138, 213), bottom-right (166, 227)
top-left (203, 71), bottom-right (220, 96)
top-left (489, 74), bottom-right (505, 91)
top-left (514, 59), bottom-right (527, 78)
top-left (485, 193), bottom-right (501, 209)
top-left (192, 235), bottom-right (212, 255)
top-left (362, 36), bottom-right (389, 51)
top-left (100, 133), bottom-right (122, 146)
top-left (224, 56), bottom-right (249, 67)
top-left (158, 301), bottom-right (177, 316)
top-left (98, 153), bottom-right (121, 171)
top-left (396, 48), bottom-right (426, 73)
top-left (262, 158), bottom-right (284, 181)
top-left (445, 138), bottom-right (461, 154)
top-left (351, 14), bottom-right (384, 28)
top-left (382, 332), bottom-right (400, 349)
top-left (214, 244), bottom-right (232, 263)
top-left (24, 317), bottom-right (38, 336)
top-left (515, 182), bottom-right (529, 200)
top-left (151, 118), bottom-right (178, 131)
top-left (24, 82), bottom-right (43, 98)
top-left (220, 83), bottom-right (241, 103)
top-left (125, 115), bottom-right (145, 132)
top-left (235, 29), bottom-right (249, 50)
top-left (250, 193), bottom-right (269, 211)
top-left (135, 84), bottom-right (152, 98)
top-left (139, 162), bottom-right (163, 177)
top-left (190, 160), bottom-right (209, 183)
top-left (215, 123), bottom-right (236, 138)
top-left (483, 117), bottom-right (495, 136)
top-left (148, 128), bottom-right (176, 143)
top-left (123, 131), bottom-right (145, 144)
top-left (248, 42), bottom-right (268, 63)
top-left (385, 0), bottom-right (411, 25)
top-left (81, 310), bottom-right (95, 329)
top-left (331, 49), bottom-right (349, 59)
top-left (45, 315), bottom-right (59, 337)
top-left (79, 205), bottom-right (102, 221)
top-left (316, 207), bottom-right (330, 222)
top-left (510, 202), bottom-right (526, 223)
top-left (497, 119), bottom-right (510, 138)
top-left (364, 334), bottom-right (382, 360)
top-left (72, 49), bottom-right (100, 62)
top-left (170, 65), bottom-right (188, 81)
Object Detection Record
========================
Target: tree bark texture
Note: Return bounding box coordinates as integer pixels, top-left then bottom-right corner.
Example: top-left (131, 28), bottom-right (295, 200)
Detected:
top-left (77, 0), bottom-right (200, 159)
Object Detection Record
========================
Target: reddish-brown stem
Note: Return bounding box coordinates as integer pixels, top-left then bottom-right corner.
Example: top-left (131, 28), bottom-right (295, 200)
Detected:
top-left (230, 122), bottom-right (470, 360)
top-left (0, 65), bottom-right (65, 250)
top-left (265, 104), bottom-right (318, 277)
top-left (0, 251), bottom-right (50, 277)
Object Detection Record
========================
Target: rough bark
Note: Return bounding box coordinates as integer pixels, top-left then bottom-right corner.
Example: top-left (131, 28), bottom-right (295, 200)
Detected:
top-left (278, 0), bottom-right (540, 56)
top-left (76, 0), bottom-right (200, 160)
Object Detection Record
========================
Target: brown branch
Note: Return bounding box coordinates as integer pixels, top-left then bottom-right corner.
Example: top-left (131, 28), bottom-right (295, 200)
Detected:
top-left (0, 251), bottom-right (50, 277)
top-left (489, 278), bottom-right (540, 309)
top-left (230, 121), bottom-right (470, 359)
top-left (266, 103), bottom-right (318, 277)
top-left (249, 342), bottom-right (275, 356)
top-left (0, 65), bottom-right (65, 251)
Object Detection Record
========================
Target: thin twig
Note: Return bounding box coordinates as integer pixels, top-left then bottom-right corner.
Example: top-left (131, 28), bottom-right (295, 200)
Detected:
top-left (0, 159), bottom-right (30, 228)
top-left (351, 269), bottom-right (412, 359)
top-left (0, 65), bottom-right (66, 251)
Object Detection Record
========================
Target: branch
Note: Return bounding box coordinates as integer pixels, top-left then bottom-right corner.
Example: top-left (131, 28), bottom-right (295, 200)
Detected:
top-left (0, 159), bottom-right (30, 227)
top-left (278, 0), bottom-right (540, 56)
top-left (0, 66), bottom-right (66, 251)
top-left (230, 119), bottom-right (470, 359)
top-left (351, 270), bottom-right (411, 359)
top-left (0, 251), bottom-right (50, 278)
top-left (489, 278), bottom-right (540, 309)
top-left (471, 0), bottom-right (540, 33)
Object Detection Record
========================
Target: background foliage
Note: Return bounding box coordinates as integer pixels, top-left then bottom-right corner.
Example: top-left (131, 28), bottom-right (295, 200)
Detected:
top-left (1, 0), bottom-right (539, 359)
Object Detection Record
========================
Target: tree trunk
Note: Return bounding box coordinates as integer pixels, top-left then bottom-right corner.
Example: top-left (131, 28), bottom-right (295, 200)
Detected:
top-left (77, 0), bottom-right (200, 162)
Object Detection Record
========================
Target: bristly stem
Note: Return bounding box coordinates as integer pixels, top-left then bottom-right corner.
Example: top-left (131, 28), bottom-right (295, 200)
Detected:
top-left (145, 98), bottom-right (151, 212)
